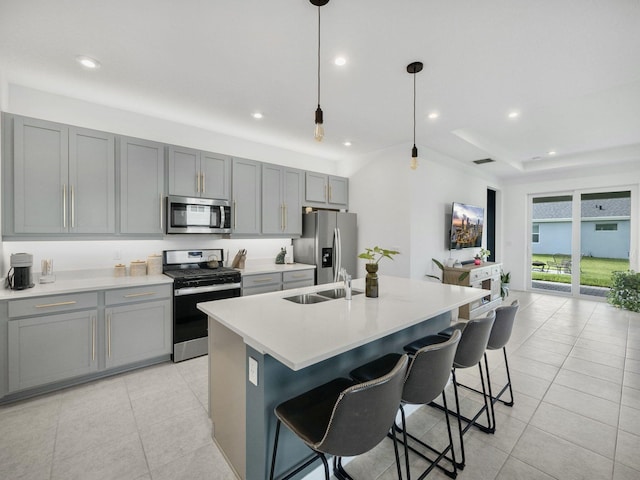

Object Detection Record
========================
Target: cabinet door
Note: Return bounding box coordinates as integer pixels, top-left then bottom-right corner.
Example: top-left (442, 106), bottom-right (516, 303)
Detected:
top-left (13, 117), bottom-right (68, 233)
top-left (168, 145), bottom-right (200, 197)
top-left (261, 164), bottom-right (283, 234)
top-left (69, 128), bottom-right (115, 233)
top-left (201, 152), bottom-right (231, 200)
top-left (8, 310), bottom-right (98, 392)
top-left (305, 171), bottom-right (327, 204)
top-left (232, 158), bottom-right (261, 234)
top-left (120, 137), bottom-right (165, 234)
top-left (105, 300), bottom-right (171, 369)
top-left (283, 168), bottom-right (303, 235)
top-left (328, 175), bottom-right (348, 207)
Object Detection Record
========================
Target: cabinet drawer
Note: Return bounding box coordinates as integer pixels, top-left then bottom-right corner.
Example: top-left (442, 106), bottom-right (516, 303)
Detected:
top-left (243, 284), bottom-right (281, 296)
top-left (470, 268), bottom-right (491, 281)
top-left (242, 273), bottom-right (282, 288)
top-left (105, 284), bottom-right (172, 305)
top-left (9, 292), bottom-right (98, 318)
top-left (282, 269), bottom-right (314, 284)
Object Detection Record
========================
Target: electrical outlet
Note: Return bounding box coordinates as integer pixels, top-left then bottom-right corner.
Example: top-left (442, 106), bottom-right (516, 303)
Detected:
top-left (114, 250), bottom-right (122, 260)
top-left (248, 357), bottom-right (258, 386)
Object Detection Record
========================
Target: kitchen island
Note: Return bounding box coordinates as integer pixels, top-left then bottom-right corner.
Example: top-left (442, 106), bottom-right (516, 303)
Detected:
top-left (198, 276), bottom-right (488, 480)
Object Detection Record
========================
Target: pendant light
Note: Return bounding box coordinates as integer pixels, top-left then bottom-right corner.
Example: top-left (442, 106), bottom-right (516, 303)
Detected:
top-left (311, 0), bottom-right (329, 141)
top-left (407, 61), bottom-right (423, 170)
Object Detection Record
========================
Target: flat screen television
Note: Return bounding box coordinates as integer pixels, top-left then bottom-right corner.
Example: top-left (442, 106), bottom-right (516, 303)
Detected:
top-left (449, 202), bottom-right (484, 250)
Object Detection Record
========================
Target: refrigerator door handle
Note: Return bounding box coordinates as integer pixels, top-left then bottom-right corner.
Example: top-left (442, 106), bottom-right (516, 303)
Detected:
top-left (334, 227), bottom-right (342, 282)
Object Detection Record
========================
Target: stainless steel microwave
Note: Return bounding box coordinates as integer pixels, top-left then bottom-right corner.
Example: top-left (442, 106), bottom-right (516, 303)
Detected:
top-left (166, 195), bottom-right (231, 234)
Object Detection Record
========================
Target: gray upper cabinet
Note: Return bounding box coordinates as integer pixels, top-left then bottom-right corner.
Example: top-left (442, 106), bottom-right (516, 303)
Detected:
top-left (232, 158), bottom-right (261, 234)
top-left (69, 127), bottom-right (116, 233)
top-left (304, 171), bottom-right (348, 209)
top-left (168, 146), bottom-right (230, 199)
top-left (119, 137), bottom-right (165, 234)
top-left (11, 116), bottom-right (115, 235)
top-left (262, 164), bottom-right (302, 235)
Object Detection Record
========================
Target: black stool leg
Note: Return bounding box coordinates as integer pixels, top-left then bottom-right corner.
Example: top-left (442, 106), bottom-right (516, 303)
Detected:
top-left (399, 405), bottom-right (411, 480)
top-left (451, 369), bottom-right (465, 470)
top-left (441, 390), bottom-right (458, 479)
top-left (483, 353), bottom-right (497, 433)
top-left (501, 347), bottom-right (515, 406)
top-left (269, 420), bottom-right (282, 480)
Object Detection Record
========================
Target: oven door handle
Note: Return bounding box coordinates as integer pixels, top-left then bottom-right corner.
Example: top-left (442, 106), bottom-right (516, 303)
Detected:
top-left (174, 283), bottom-right (241, 296)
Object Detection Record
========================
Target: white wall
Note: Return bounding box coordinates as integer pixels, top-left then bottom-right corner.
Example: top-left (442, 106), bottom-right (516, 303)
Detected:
top-left (349, 144), bottom-right (501, 280)
top-left (0, 84), bottom-right (335, 273)
top-left (502, 163), bottom-right (640, 291)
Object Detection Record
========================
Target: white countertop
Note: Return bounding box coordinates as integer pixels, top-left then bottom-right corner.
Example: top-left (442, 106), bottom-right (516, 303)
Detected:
top-left (236, 263), bottom-right (315, 275)
top-left (0, 269), bottom-right (173, 301)
top-left (199, 276), bottom-right (488, 370)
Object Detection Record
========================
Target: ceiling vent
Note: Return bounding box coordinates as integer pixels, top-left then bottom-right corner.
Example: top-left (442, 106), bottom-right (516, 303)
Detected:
top-left (472, 158), bottom-right (495, 165)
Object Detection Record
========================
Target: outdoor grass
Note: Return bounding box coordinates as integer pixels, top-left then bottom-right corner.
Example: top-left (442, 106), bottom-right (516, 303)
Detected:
top-left (531, 254), bottom-right (629, 287)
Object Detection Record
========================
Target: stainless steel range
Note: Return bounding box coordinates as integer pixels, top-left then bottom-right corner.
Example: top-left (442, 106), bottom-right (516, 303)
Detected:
top-left (163, 249), bottom-right (241, 362)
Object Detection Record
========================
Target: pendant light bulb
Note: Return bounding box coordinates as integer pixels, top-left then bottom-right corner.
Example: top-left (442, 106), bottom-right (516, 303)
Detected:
top-left (411, 144), bottom-right (418, 170)
top-left (314, 105), bottom-right (324, 142)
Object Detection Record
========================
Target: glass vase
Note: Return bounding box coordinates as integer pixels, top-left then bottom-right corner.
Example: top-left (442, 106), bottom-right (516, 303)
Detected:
top-left (365, 263), bottom-right (379, 298)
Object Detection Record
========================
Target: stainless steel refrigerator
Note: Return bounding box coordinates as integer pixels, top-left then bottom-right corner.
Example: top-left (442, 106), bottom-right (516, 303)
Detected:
top-left (293, 211), bottom-right (357, 285)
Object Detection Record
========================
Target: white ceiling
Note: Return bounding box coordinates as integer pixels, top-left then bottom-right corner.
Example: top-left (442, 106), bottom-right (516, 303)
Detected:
top-left (2, 0), bottom-right (640, 179)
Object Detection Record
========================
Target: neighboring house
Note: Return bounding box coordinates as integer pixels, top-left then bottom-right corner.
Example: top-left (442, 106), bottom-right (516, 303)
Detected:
top-left (532, 196), bottom-right (630, 259)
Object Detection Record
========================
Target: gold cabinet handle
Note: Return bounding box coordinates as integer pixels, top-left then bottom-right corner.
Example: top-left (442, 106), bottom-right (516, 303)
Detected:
top-left (159, 193), bottom-right (164, 231)
top-left (196, 172), bottom-right (200, 193)
top-left (123, 292), bottom-right (156, 298)
top-left (291, 273), bottom-right (307, 279)
top-left (107, 313), bottom-right (112, 358)
top-left (283, 204), bottom-right (287, 231)
top-left (71, 185), bottom-right (75, 228)
top-left (201, 171), bottom-right (205, 194)
top-left (91, 316), bottom-right (96, 362)
top-left (62, 184), bottom-right (67, 228)
top-left (324, 184), bottom-right (328, 200)
top-left (35, 300), bottom-right (77, 308)
top-left (252, 278), bottom-right (274, 283)
top-left (233, 200), bottom-right (237, 229)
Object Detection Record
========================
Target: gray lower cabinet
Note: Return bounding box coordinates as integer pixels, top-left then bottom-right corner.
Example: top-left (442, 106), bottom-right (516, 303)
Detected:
top-left (232, 158), bottom-right (261, 234)
top-left (5, 285), bottom-right (172, 396)
top-left (242, 269), bottom-right (315, 296)
top-left (120, 136), bottom-right (165, 234)
top-left (10, 115), bottom-right (115, 235)
top-left (7, 293), bottom-right (99, 392)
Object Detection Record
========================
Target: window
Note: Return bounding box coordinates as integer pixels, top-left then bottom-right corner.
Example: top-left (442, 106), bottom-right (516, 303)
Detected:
top-left (532, 224), bottom-right (540, 243)
top-left (595, 223), bottom-right (617, 231)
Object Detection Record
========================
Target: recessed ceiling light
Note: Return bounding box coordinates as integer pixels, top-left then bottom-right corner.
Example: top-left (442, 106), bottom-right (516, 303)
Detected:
top-left (507, 111), bottom-right (520, 119)
top-left (76, 55), bottom-right (101, 69)
top-left (252, 112), bottom-right (263, 119)
top-left (428, 112), bottom-right (439, 119)
top-left (343, 141), bottom-right (352, 147)
top-left (334, 57), bottom-right (347, 66)
top-left (548, 150), bottom-right (557, 155)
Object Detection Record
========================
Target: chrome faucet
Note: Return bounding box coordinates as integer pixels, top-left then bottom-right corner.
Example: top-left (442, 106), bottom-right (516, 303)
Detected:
top-left (339, 268), bottom-right (352, 300)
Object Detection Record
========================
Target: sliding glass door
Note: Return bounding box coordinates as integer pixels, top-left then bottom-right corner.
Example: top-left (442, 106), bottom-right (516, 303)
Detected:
top-left (530, 189), bottom-right (632, 298)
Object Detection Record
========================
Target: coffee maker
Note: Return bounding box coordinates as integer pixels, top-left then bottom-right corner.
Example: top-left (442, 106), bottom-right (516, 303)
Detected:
top-left (7, 253), bottom-right (35, 290)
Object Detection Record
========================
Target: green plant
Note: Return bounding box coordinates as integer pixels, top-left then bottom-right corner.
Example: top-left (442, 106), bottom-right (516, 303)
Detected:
top-left (358, 246), bottom-right (400, 264)
top-left (500, 270), bottom-right (511, 299)
top-left (426, 258), bottom-right (469, 283)
top-left (475, 248), bottom-right (491, 259)
top-left (608, 270), bottom-right (640, 312)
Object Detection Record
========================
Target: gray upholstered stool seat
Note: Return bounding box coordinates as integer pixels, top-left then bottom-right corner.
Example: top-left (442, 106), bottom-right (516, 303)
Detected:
top-left (269, 354), bottom-right (409, 480)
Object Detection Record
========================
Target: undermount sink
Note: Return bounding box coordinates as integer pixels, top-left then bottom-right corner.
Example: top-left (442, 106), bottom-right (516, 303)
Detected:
top-left (283, 293), bottom-right (331, 305)
top-left (316, 288), bottom-right (364, 299)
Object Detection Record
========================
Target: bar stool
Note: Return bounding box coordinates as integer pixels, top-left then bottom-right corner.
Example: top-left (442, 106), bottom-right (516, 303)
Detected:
top-left (350, 330), bottom-right (462, 480)
top-left (447, 300), bottom-right (520, 431)
top-left (404, 311), bottom-right (495, 469)
top-left (269, 354), bottom-right (409, 480)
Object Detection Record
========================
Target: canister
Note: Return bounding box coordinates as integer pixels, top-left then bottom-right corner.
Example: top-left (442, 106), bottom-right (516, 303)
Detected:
top-left (114, 264), bottom-right (126, 277)
top-left (130, 260), bottom-right (147, 276)
top-left (147, 254), bottom-right (162, 275)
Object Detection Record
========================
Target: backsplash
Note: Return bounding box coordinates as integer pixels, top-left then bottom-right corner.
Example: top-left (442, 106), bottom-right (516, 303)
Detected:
top-left (0, 238), bottom-right (293, 275)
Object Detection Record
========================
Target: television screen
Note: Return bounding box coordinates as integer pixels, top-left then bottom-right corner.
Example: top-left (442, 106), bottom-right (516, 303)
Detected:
top-left (450, 202), bottom-right (484, 250)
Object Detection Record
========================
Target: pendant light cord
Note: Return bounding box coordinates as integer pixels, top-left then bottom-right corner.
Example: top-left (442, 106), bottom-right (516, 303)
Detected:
top-left (412, 69), bottom-right (416, 147)
top-left (317, 6), bottom-right (321, 107)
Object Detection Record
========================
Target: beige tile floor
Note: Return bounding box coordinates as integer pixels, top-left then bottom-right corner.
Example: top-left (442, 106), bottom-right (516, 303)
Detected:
top-left (1, 290), bottom-right (639, 480)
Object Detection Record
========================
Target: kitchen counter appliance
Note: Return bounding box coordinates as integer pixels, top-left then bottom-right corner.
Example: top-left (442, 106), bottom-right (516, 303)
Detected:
top-left (163, 249), bottom-right (241, 362)
top-left (293, 211), bottom-right (357, 285)
top-left (6, 253), bottom-right (35, 290)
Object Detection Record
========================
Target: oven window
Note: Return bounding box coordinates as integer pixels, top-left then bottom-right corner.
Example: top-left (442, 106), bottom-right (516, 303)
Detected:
top-left (173, 289), bottom-right (240, 344)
